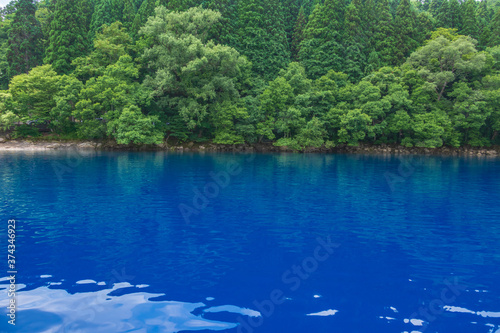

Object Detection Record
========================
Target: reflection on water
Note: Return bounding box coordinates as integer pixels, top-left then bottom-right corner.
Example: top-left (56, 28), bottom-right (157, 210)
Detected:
top-left (1, 278), bottom-right (499, 333)
top-left (0, 278), bottom-right (260, 333)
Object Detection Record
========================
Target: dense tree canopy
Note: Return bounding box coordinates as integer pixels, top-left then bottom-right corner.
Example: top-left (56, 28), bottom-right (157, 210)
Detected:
top-left (6, 0), bottom-right (43, 80)
top-left (0, 0), bottom-right (499, 149)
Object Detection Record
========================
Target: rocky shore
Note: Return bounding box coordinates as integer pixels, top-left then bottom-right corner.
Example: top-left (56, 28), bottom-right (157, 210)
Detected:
top-left (0, 138), bottom-right (499, 156)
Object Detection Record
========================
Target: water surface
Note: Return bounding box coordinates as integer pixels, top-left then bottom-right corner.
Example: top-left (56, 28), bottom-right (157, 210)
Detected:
top-left (0, 151), bottom-right (499, 333)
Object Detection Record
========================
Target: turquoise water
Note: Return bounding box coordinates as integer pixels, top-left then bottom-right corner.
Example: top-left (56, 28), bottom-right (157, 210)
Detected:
top-left (0, 151), bottom-right (500, 333)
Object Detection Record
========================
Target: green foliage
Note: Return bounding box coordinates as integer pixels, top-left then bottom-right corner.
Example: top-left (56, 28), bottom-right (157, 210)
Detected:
top-left (6, 0), bottom-right (43, 80)
top-left (122, 0), bottom-right (137, 32)
top-left (295, 117), bottom-right (327, 148)
top-left (291, 6), bottom-right (307, 61)
top-left (410, 110), bottom-right (453, 148)
top-left (203, 0), bottom-right (238, 47)
top-left (107, 105), bottom-right (163, 144)
top-left (11, 124), bottom-right (42, 138)
top-left (435, 0), bottom-right (450, 28)
top-left (131, 0), bottom-right (156, 37)
top-left (0, 1), bottom-right (499, 149)
top-left (461, 0), bottom-right (479, 39)
top-left (428, 27), bottom-right (461, 42)
top-left (44, 0), bottom-right (89, 74)
top-left (273, 137), bottom-right (301, 150)
top-left (299, 0), bottom-right (346, 79)
top-left (0, 3), bottom-right (14, 90)
top-left (485, 8), bottom-right (500, 47)
top-left (50, 74), bottom-right (83, 133)
top-left (8, 65), bottom-right (60, 122)
top-left (211, 101), bottom-right (248, 144)
top-left (236, 0), bottom-right (290, 80)
top-left (448, 81), bottom-right (490, 145)
top-left (337, 109), bottom-right (372, 146)
top-left (73, 22), bottom-right (133, 81)
top-left (389, 0), bottom-right (419, 65)
top-left (281, 0), bottom-right (300, 52)
top-left (370, 0), bottom-right (394, 68)
top-left (141, 6), bottom-right (249, 136)
top-left (73, 55), bottom-right (147, 140)
top-left (343, 0), bottom-right (366, 82)
top-left (406, 36), bottom-right (486, 101)
top-left (449, 0), bottom-right (463, 30)
top-left (90, 0), bottom-right (123, 37)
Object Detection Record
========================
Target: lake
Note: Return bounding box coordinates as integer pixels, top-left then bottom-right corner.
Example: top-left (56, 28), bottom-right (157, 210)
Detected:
top-left (0, 151), bottom-right (499, 333)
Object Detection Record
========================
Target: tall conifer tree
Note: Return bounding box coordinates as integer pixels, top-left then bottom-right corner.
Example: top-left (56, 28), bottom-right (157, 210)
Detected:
top-left (429, 0), bottom-right (444, 18)
top-left (485, 8), bottom-right (500, 47)
top-left (90, 0), bottom-right (119, 36)
top-left (291, 6), bottom-right (307, 61)
top-left (372, 0), bottom-right (393, 67)
top-left (122, 0), bottom-right (137, 32)
top-left (436, 0), bottom-right (451, 28)
top-left (476, 0), bottom-right (490, 35)
top-left (281, 0), bottom-right (300, 53)
top-left (343, 0), bottom-right (365, 81)
top-left (461, 0), bottom-right (479, 38)
top-left (449, 0), bottom-right (462, 30)
top-left (205, 0), bottom-right (238, 46)
top-left (236, 0), bottom-right (290, 80)
top-left (131, 0), bottom-right (156, 36)
top-left (6, 0), bottom-right (43, 79)
top-left (44, 0), bottom-right (89, 74)
top-left (389, 0), bottom-right (418, 65)
top-left (298, 0), bottom-right (346, 79)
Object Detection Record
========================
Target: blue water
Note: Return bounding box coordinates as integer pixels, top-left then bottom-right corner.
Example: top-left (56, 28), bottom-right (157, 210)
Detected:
top-left (1, 151), bottom-right (500, 333)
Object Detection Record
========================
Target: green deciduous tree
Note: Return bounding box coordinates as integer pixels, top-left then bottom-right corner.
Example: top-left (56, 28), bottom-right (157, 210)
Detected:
top-left (448, 81), bottom-right (489, 145)
top-left (141, 6), bottom-right (250, 138)
top-left (8, 65), bottom-right (60, 123)
top-left (211, 101), bottom-right (249, 144)
top-left (74, 55), bottom-right (149, 140)
top-left (73, 22), bottom-right (133, 81)
top-left (107, 104), bottom-right (163, 144)
top-left (410, 109), bottom-right (455, 147)
top-left (482, 71), bottom-right (500, 143)
top-left (337, 108), bottom-right (372, 146)
top-left (406, 36), bottom-right (486, 101)
top-left (295, 116), bottom-right (327, 148)
top-left (50, 74), bottom-right (83, 133)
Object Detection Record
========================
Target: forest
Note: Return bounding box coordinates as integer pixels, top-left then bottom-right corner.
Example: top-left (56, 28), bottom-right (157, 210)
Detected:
top-left (0, 0), bottom-right (499, 150)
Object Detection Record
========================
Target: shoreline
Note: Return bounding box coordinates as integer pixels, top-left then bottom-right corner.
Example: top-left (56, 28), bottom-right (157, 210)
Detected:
top-left (0, 139), bottom-right (499, 157)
